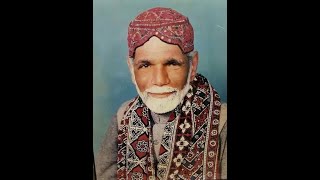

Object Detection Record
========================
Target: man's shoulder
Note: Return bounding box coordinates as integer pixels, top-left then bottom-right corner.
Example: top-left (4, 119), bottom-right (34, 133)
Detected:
top-left (116, 98), bottom-right (136, 127)
top-left (220, 102), bottom-right (227, 118)
top-left (219, 102), bottom-right (227, 133)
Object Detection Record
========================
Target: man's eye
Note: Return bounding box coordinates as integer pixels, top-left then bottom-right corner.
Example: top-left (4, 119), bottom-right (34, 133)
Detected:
top-left (138, 64), bottom-right (149, 69)
top-left (167, 60), bottom-right (182, 66)
top-left (169, 61), bottom-right (179, 66)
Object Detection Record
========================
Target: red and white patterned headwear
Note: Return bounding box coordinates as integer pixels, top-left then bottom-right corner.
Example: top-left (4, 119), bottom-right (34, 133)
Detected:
top-left (127, 7), bottom-right (194, 58)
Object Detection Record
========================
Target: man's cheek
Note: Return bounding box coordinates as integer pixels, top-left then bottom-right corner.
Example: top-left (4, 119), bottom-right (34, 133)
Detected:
top-left (136, 82), bottom-right (146, 92)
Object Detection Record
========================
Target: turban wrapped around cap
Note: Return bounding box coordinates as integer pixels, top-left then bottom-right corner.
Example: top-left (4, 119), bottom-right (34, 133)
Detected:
top-left (127, 7), bottom-right (194, 58)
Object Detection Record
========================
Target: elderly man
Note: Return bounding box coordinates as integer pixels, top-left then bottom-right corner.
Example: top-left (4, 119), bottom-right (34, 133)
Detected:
top-left (95, 7), bottom-right (227, 180)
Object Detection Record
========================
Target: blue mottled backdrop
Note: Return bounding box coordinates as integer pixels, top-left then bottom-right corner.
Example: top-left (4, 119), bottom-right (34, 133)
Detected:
top-left (93, 0), bottom-right (227, 154)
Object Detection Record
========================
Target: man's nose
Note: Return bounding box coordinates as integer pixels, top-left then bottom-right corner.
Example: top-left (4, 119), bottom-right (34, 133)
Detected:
top-left (151, 65), bottom-right (170, 86)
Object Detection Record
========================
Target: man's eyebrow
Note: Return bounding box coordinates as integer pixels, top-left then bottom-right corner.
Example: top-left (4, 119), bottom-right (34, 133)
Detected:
top-left (164, 58), bottom-right (184, 65)
top-left (134, 59), bottom-right (150, 64)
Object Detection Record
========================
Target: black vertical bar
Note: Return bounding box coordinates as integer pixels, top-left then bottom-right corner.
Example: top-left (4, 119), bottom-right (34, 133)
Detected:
top-left (93, 152), bottom-right (97, 180)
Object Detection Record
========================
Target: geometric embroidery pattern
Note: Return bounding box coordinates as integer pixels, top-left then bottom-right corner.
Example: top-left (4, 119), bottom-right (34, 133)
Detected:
top-left (117, 74), bottom-right (221, 180)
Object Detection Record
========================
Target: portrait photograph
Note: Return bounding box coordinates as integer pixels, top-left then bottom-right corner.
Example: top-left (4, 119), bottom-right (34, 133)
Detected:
top-left (93, 0), bottom-right (227, 179)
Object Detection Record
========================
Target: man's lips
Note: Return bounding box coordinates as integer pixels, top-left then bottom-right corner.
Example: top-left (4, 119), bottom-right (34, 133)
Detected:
top-left (148, 91), bottom-right (175, 98)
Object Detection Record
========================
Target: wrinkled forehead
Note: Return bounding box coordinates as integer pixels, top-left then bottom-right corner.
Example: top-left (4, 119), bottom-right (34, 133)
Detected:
top-left (130, 37), bottom-right (191, 65)
top-left (135, 36), bottom-right (185, 56)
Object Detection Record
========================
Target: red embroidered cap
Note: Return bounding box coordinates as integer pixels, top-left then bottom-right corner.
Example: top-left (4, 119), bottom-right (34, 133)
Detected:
top-left (127, 7), bottom-right (194, 58)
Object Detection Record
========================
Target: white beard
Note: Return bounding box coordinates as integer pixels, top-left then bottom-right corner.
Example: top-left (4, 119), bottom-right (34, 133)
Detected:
top-left (130, 65), bottom-right (192, 114)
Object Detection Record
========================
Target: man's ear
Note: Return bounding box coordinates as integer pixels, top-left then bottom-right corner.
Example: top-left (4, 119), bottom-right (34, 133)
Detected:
top-left (127, 57), bottom-right (135, 84)
top-left (127, 57), bottom-right (132, 72)
top-left (190, 51), bottom-right (199, 81)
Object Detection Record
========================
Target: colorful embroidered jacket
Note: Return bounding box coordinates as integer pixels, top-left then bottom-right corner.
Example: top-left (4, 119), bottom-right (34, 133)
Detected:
top-left (96, 75), bottom-right (227, 180)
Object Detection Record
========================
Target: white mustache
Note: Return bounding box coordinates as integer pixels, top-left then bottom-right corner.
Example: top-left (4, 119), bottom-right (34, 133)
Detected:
top-left (145, 86), bottom-right (177, 94)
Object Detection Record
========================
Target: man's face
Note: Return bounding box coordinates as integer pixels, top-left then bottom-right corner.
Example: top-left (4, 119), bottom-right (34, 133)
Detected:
top-left (128, 36), bottom-right (198, 114)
